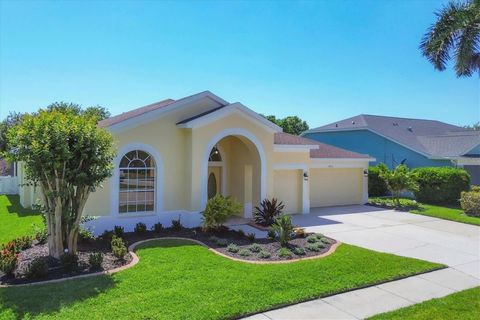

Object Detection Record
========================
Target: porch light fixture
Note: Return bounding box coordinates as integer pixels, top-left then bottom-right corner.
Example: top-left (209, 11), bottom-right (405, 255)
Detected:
top-left (303, 171), bottom-right (309, 181)
top-left (363, 169), bottom-right (368, 177)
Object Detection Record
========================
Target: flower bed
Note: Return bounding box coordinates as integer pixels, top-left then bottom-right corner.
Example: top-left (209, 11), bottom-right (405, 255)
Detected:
top-left (1, 223), bottom-right (337, 285)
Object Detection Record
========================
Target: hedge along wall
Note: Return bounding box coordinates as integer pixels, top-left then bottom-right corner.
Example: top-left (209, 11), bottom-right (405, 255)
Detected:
top-left (368, 165), bottom-right (389, 197)
top-left (413, 167), bottom-right (471, 205)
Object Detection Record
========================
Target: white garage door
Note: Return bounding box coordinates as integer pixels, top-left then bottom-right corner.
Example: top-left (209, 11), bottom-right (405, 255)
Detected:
top-left (309, 168), bottom-right (363, 207)
top-left (273, 169), bottom-right (302, 214)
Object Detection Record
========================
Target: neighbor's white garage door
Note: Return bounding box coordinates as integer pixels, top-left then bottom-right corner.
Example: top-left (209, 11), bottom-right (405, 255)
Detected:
top-left (273, 169), bottom-right (302, 214)
top-left (309, 168), bottom-right (363, 207)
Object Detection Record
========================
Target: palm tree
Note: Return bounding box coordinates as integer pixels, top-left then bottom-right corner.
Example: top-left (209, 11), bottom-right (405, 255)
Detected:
top-left (420, 0), bottom-right (480, 77)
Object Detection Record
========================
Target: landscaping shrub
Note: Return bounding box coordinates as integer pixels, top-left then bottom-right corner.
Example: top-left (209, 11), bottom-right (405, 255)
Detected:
top-left (277, 248), bottom-right (293, 259)
top-left (113, 225), bottom-right (125, 238)
top-left (238, 249), bottom-right (251, 257)
top-left (292, 247), bottom-right (306, 256)
top-left (60, 252), bottom-right (78, 273)
top-left (226, 243), bottom-right (239, 253)
top-left (270, 215), bottom-right (295, 247)
top-left (171, 217), bottom-right (183, 231)
top-left (25, 258), bottom-right (48, 279)
top-left (152, 222), bottom-right (163, 233)
top-left (258, 250), bottom-right (271, 259)
top-left (471, 185), bottom-right (480, 192)
top-left (134, 222), bottom-right (147, 235)
top-left (14, 236), bottom-right (33, 251)
top-left (0, 246), bottom-right (17, 276)
top-left (208, 236), bottom-right (227, 247)
top-left (111, 235), bottom-right (128, 259)
top-left (368, 165), bottom-right (389, 197)
top-left (267, 229), bottom-right (276, 240)
top-left (378, 164), bottom-right (418, 206)
top-left (202, 195), bottom-right (242, 231)
top-left (79, 228), bottom-right (95, 243)
top-left (100, 230), bottom-right (115, 243)
top-left (253, 198), bottom-right (285, 227)
top-left (413, 167), bottom-right (470, 204)
top-left (369, 197), bottom-right (420, 210)
top-left (236, 229), bottom-right (245, 238)
top-left (248, 243), bottom-right (262, 253)
top-left (306, 235), bottom-right (318, 243)
top-left (88, 252), bottom-right (104, 270)
top-left (246, 233), bottom-right (256, 243)
top-left (33, 224), bottom-right (48, 245)
top-left (321, 237), bottom-right (332, 245)
top-left (460, 190), bottom-right (480, 217)
top-left (306, 243), bottom-right (325, 252)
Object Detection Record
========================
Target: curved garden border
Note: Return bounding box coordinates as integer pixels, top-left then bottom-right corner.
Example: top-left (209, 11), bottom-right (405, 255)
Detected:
top-left (0, 237), bottom-right (341, 287)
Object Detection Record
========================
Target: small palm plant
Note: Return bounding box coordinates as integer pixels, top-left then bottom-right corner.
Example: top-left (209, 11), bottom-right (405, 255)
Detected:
top-left (253, 198), bottom-right (285, 227)
top-left (269, 215), bottom-right (295, 247)
top-left (378, 164), bottom-right (419, 207)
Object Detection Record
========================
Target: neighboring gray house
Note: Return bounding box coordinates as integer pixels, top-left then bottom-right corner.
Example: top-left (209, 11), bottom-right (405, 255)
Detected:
top-left (302, 115), bottom-right (480, 185)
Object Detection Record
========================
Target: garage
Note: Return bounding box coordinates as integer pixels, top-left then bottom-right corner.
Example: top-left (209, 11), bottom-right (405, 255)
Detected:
top-left (273, 169), bottom-right (302, 214)
top-left (309, 168), bottom-right (363, 207)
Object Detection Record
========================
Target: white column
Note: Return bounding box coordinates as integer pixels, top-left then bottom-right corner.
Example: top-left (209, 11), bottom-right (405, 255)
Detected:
top-left (302, 169), bottom-right (310, 214)
top-left (362, 166), bottom-right (369, 204)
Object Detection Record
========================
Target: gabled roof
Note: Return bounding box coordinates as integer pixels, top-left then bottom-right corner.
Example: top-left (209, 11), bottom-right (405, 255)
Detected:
top-left (274, 132), bottom-right (371, 159)
top-left (304, 114), bottom-right (479, 159)
top-left (98, 91), bottom-right (229, 131)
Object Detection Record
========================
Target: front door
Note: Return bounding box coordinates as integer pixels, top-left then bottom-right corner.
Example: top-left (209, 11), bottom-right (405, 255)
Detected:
top-left (207, 167), bottom-right (222, 198)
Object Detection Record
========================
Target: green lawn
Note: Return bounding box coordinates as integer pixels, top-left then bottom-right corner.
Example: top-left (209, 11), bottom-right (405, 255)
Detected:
top-left (410, 204), bottom-right (480, 226)
top-left (369, 286), bottom-right (480, 320)
top-left (0, 195), bottom-right (42, 245)
top-left (0, 239), bottom-right (443, 320)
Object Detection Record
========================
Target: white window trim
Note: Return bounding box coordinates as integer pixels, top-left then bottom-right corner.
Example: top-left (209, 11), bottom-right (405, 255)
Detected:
top-left (111, 143), bottom-right (164, 217)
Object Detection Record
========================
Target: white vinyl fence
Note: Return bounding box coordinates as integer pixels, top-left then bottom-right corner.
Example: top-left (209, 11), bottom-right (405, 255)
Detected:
top-left (0, 176), bottom-right (19, 194)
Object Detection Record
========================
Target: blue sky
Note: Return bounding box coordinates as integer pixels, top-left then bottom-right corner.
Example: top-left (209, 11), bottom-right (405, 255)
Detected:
top-left (0, 0), bottom-right (478, 128)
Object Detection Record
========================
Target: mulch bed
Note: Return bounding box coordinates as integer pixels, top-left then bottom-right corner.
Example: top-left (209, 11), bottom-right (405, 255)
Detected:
top-left (1, 226), bottom-right (337, 285)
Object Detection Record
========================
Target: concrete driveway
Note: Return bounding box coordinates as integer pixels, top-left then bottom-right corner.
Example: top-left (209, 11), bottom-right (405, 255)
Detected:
top-left (290, 205), bottom-right (480, 278)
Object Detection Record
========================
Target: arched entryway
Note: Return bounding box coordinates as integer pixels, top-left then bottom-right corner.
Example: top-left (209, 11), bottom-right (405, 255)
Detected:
top-left (202, 129), bottom-right (266, 218)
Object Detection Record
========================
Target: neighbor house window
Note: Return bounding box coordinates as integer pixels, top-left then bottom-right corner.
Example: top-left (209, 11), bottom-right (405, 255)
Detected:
top-left (119, 150), bottom-right (155, 213)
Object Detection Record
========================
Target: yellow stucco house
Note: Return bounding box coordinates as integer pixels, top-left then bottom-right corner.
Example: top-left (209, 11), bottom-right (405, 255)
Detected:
top-left (18, 91), bottom-right (374, 233)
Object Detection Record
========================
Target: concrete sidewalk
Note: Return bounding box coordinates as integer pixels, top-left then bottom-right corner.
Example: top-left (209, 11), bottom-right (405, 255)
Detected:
top-left (244, 267), bottom-right (479, 320)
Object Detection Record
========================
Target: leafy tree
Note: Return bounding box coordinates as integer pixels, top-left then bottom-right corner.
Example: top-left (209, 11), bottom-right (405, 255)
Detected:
top-left (83, 106), bottom-right (111, 121)
top-left (4, 108), bottom-right (115, 258)
top-left (420, 0), bottom-right (480, 77)
top-left (378, 164), bottom-right (419, 207)
top-left (264, 115), bottom-right (309, 135)
top-left (46, 102), bottom-right (110, 121)
top-left (0, 112), bottom-right (25, 153)
top-left (464, 122), bottom-right (480, 131)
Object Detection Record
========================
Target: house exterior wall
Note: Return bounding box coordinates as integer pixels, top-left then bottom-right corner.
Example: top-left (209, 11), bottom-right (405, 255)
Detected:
top-left (304, 130), bottom-right (452, 169)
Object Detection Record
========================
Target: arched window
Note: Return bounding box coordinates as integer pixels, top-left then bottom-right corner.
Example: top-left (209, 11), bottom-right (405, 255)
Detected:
top-left (119, 150), bottom-right (155, 213)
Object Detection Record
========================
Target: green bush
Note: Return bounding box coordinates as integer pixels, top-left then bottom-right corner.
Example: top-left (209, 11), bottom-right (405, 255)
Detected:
top-left (226, 243), bottom-right (239, 253)
top-left (306, 235), bottom-right (318, 243)
top-left (202, 195), bottom-right (242, 231)
top-left (79, 228), bottom-right (96, 243)
top-left (368, 165), bottom-right (389, 196)
top-left (100, 230), bottom-right (115, 243)
top-left (369, 197), bottom-right (420, 210)
top-left (14, 236), bottom-right (33, 251)
top-left (277, 248), bottom-right (293, 259)
top-left (33, 224), bottom-right (48, 245)
top-left (253, 198), bottom-right (285, 227)
top-left (292, 247), bottom-right (306, 256)
top-left (270, 215), bottom-right (295, 247)
top-left (413, 167), bottom-right (470, 204)
top-left (321, 237), bottom-right (332, 245)
top-left (26, 258), bottom-right (48, 279)
top-left (258, 250), bottom-right (271, 259)
top-left (171, 217), bottom-right (183, 231)
top-left (88, 252), bottom-right (104, 270)
top-left (0, 245), bottom-right (17, 276)
top-left (246, 233), bottom-right (256, 243)
top-left (460, 191), bottom-right (480, 217)
top-left (152, 222), bottom-right (163, 233)
top-left (113, 225), bottom-right (125, 238)
top-left (134, 222), bottom-right (147, 235)
top-left (238, 249), bottom-right (251, 257)
top-left (248, 243), bottom-right (262, 253)
top-left (306, 242), bottom-right (325, 252)
top-left (111, 235), bottom-right (128, 259)
top-left (60, 253), bottom-right (78, 273)
top-left (267, 229), bottom-right (276, 240)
